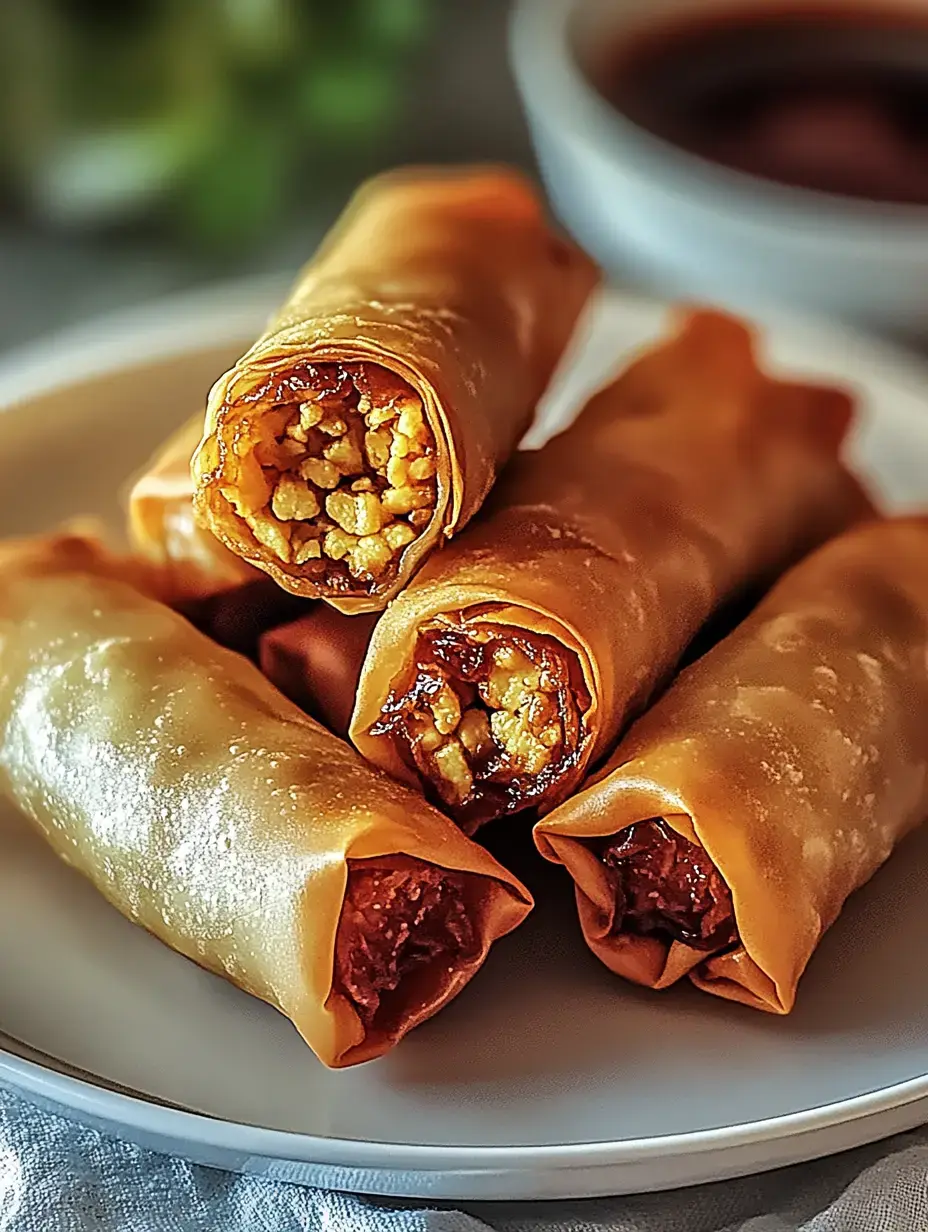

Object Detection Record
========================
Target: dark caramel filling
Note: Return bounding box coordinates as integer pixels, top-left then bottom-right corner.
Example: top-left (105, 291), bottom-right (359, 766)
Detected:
top-left (371, 620), bottom-right (590, 832)
top-left (334, 861), bottom-right (475, 1030)
top-left (600, 819), bottom-right (737, 951)
top-left (222, 362), bottom-right (437, 595)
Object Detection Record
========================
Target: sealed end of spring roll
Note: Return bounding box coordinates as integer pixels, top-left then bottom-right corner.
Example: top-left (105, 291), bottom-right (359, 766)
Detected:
top-left (129, 415), bottom-right (257, 601)
top-left (350, 310), bottom-right (873, 834)
top-left (535, 517), bottom-right (928, 1014)
top-left (0, 534), bottom-right (531, 1066)
top-left (129, 417), bottom-right (312, 656)
top-left (260, 607), bottom-right (378, 739)
top-left (191, 166), bottom-right (598, 612)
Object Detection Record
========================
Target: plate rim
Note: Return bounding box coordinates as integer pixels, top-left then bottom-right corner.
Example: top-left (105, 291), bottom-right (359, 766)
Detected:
top-left (3, 281), bottom-right (928, 1192)
top-left (4, 1026), bottom-right (928, 1170)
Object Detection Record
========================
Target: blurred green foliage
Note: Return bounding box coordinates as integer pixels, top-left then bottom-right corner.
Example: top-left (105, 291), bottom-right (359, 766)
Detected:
top-left (0, 0), bottom-right (431, 250)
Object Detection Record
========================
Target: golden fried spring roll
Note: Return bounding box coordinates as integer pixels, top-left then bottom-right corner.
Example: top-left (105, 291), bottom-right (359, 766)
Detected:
top-left (536, 517), bottom-right (928, 1014)
top-left (260, 607), bottom-right (378, 739)
top-left (350, 311), bottom-right (872, 833)
top-left (0, 535), bottom-right (531, 1067)
top-left (129, 417), bottom-right (311, 655)
top-left (191, 167), bottom-right (598, 612)
top-left (129, 415), bottom-right (257, 601)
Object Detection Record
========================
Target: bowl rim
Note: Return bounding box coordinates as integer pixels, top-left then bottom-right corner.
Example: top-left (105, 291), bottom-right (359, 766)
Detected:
top-left (509, 0), bottom-right (928, 249)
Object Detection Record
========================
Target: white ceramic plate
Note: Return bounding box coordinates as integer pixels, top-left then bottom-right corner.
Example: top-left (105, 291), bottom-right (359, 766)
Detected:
top-left (1, 285), bottom-right (928, 1202)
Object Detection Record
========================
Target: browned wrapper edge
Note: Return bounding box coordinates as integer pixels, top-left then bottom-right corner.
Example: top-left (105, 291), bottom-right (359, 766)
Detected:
top-left (325, 859), bottom-right (534, 1068)
top-left (192, 344), bottom-right (460, 613)
top-left (538, 813), bottom-right (722, 994)
top-left (349, 583), bottom-right (605, 813)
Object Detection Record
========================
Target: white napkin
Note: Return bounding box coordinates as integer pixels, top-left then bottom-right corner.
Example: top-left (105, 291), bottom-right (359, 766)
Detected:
top-left (0, 1089), bottom-right (925, 1231)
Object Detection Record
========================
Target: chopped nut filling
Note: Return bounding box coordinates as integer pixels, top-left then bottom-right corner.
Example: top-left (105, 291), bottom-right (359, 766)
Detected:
top-left (219, 362), bottom-right (437, 595)
top-left (599, 820), bottom-right (737, 952)
top-left (372, 619), bottom-right (590, 832)
top-left (334, 860), bottom-right (475, 1029)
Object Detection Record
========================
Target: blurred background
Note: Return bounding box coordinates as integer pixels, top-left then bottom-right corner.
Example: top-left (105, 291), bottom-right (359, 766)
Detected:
top-left (0, 0), bottom-right (532, 350)
top-left (4, 0), bottom-right (928, 348)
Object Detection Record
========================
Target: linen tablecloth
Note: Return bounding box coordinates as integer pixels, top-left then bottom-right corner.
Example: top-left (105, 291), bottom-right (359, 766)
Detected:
top-left (1, 1089), bottom-right (925, 1231)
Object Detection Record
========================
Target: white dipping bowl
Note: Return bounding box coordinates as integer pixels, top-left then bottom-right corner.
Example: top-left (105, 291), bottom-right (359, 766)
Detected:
top-left (510, 0), bottom-right (928, 337)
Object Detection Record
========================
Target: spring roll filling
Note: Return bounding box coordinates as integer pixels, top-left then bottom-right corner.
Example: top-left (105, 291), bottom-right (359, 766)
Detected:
top-left (598, 820), bottom-right (737, 951)
top-left (219, 362), bottom-right (437, 594)
top-left (334, 860), bottom-right (476, 1029)
top-left (372, 619), bottom-right (589, 831)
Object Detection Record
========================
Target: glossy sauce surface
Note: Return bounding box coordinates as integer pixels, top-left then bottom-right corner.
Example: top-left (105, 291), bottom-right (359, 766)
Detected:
top-left (596, 5), bottom-right (928, 203)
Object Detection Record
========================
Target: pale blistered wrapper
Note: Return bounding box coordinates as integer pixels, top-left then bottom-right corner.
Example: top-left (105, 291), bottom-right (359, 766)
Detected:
top-left (0, 535), bottom-right (531, 1065)
top-left (537, 518), bottom-right (928, 1013)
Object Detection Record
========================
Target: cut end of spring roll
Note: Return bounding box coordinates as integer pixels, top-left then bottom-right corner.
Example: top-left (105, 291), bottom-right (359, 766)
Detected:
top-left (0, 532), bottom-right (532, 1067)
top-left (369, 615), bottom-right (593, 833)
top-left (196, 361), bottom-right (440, 600)
top-left (329, 852), bottom-right (522, 1066)
top-left (537, 516), bottom-right (928, 1015)
top-left (191, 166), bottom-right (598, 612)
top-left (333, 856), bottom-right (477, 1043)
top-left (541, 815), bottom-right (741, 994)
top-left (598, 820), bottom-right (737, 953)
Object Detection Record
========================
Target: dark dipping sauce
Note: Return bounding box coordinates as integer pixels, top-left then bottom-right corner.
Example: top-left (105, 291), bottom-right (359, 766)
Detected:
top-left (600, 819), bottom-right (737, 952)
top-left (595, 5), bottom-right (928, 204)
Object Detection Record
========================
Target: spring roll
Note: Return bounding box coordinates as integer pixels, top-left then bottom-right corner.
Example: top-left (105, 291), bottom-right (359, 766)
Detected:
top-left (350, 311), bottom-right (872, 833)
top-left (0, 534), bottom-right (531, 1067)
top-left (260, 607), bottom-right (378, 739)
top-left (536, 517), bottom-right (928, 1013)
top-left (129, 415), bottom-right (257, 600)
top-left (129, 417), bottom-right (311, 655)
top-left (180, 580), bottom-right (313, 661)
top-left (191, 166), bottom-right (598, 612)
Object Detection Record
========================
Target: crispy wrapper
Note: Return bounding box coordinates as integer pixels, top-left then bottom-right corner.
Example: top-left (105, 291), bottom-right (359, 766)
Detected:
top-left (536, 517), bottom-right (928, 1014)
top-left (350, 311), bottom-right (872, 832)
top-left (260, 607), bottom-right (378, 739)
top-left (129, 415), bottom-right (256, 600)
top-left (191, 166), bottom-right (598, 612)
top-left (0, 534), bottom-right (531, 1067)
top-left (129, 417), bottom-right (311, 655)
